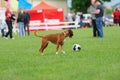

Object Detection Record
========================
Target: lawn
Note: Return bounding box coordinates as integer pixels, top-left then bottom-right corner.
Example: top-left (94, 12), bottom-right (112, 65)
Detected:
top-left (0, 27), bottom-right (120, 80)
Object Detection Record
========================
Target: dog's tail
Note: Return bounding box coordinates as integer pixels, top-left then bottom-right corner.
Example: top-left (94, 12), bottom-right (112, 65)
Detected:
top-left (34, 30), bottom-right (43, 38)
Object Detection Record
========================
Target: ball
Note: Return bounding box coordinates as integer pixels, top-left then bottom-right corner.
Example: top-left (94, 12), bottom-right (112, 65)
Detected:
top-left (72, 44), bottom-right (81, 51)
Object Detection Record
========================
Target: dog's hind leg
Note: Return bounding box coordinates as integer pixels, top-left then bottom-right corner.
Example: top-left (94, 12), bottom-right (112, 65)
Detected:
top-left (39, 39), bottom-right (48, 55)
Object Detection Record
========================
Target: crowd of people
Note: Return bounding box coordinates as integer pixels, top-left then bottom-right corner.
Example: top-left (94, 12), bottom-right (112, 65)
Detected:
top-left (1, 0), bottom-right (120, 39)
top-left (66, 0), bottom-right (104, 38)
top-left (0, 7), bottom-right (30, 39)
top-left (66, 10), bottom-right (87, 28)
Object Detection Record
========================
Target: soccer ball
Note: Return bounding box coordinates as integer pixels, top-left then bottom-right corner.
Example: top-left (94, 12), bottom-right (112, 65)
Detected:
top-left (72, 44), bottom-right (81, 51)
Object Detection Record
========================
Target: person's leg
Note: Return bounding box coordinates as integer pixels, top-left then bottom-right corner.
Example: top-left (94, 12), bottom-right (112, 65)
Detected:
top-left (9, 28), bottom-right (12, 38)
top-left (119, 20), bottom-right (120, 26)
top-left (1, 29), bottom-right (4, 37)
top-left (80, 20), bottom-right (83, 28)
top-left (92, 19), bottom-right (96, 37)
top-left (96, 17), bottom-right (103, 38)
top-left (94, 20), bottom-right (99, 36)
top-left (27, 24), bottom-right (30, 36)
top-left (19, 22), bottom-right (22, 36)
top-left (5, 20), bottom-right (9, 38)
top-left (9, 21), bottom-right (13, 39)
top-left (5, 31), bottom-right (9, 38)
top-left (24, 23), bottom-right (26, 35)
top-left (21, 22), bottom-right (25, 36)
top-left (114, 19), bottom-right (117, 26)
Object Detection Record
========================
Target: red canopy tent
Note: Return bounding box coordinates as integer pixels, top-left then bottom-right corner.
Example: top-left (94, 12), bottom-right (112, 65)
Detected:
top-left (28, 1), bottom-right (64, 23)
top-left (32, 1), bottom-right (57, 10)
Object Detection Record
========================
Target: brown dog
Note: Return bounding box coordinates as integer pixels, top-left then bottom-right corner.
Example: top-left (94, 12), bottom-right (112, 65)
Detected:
top-left (34, 29), bottom-right (73, 55)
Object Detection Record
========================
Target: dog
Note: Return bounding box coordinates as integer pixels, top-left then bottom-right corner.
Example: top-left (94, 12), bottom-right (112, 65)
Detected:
top-left (34, 29), bottom-right (73, 55)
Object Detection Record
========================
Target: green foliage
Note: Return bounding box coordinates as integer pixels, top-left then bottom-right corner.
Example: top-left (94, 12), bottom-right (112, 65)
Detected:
top-left (72, 0), bottom-right (111, 13)
top-left (0, 27), bottom-right (120, 80)
top-left (104, 7), bottom-right (114, 14)
top-left (1, 0), bottom-right (6, 8)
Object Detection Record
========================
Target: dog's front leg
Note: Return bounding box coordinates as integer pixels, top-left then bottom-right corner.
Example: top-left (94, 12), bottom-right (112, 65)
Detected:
top-left (61, 44), bottom-right (65, 54)
top-left (56, 44), bottom-right (60, 54)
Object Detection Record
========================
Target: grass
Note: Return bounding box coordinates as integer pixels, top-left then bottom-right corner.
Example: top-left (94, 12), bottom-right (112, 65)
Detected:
top-left (0, 27), bottom-right (120, 80)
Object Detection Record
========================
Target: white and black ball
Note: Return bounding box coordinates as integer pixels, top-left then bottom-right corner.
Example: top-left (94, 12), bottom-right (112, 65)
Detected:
top-left (72, 44), bottom-right (81, 51)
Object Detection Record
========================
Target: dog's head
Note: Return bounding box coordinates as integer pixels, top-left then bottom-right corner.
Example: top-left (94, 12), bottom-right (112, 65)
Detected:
top-left (64, 29), bottom-right (73, 38)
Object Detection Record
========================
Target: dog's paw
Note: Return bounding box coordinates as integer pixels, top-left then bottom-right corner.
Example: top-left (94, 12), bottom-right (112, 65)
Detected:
top-left (40, 53), bottom-right (44, 55)
top-left (56, 52), bottom-right (58, 54)
top-left (64, 39), bottom-right (66, 42)
top-left (62, 51), bottom-right (65, 54)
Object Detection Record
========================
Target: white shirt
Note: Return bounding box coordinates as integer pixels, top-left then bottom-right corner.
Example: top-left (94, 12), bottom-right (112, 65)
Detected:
top-left (67, 13), bottom-right (73, 22)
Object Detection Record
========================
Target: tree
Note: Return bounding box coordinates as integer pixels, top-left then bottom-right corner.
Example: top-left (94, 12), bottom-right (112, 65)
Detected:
top-left (71, 0), bottom-right (111, 13)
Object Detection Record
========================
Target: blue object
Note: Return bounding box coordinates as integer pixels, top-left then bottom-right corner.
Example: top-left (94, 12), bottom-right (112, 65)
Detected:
top-left (96, 17), bottom-right (104, 38)
top-left (18, 0), bottom-right (32, 9)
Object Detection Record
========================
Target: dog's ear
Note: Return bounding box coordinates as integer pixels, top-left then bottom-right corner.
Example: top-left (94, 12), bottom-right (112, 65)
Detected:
top-left (68, 29), bottom-right (73, 38)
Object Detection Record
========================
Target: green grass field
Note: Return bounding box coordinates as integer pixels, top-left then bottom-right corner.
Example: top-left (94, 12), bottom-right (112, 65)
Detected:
top-left (0, 27), bottom-right (120, 80)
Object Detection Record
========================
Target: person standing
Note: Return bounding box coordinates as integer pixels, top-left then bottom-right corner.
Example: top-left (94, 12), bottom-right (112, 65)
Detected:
top-left (113, 8), bottom-right (119, 26)
top-left (67, 11), bottom-right (74, 25)
top-left (0, 17), bottom-right (6, 37)
top-left (5, 7), bottom-right (14, 39)
top-left (90, 0), bottom-right (98, 37)
top-left (17, 9), bottom-right (25, 37)
top-left (92, 0), bottom-right (104, 38)
top-left (118, 9), bottom-right (120, 26)
top-left (24, 10), bottom-right (30, 36)
top-left (79, 12), bottom-right (84, 28)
